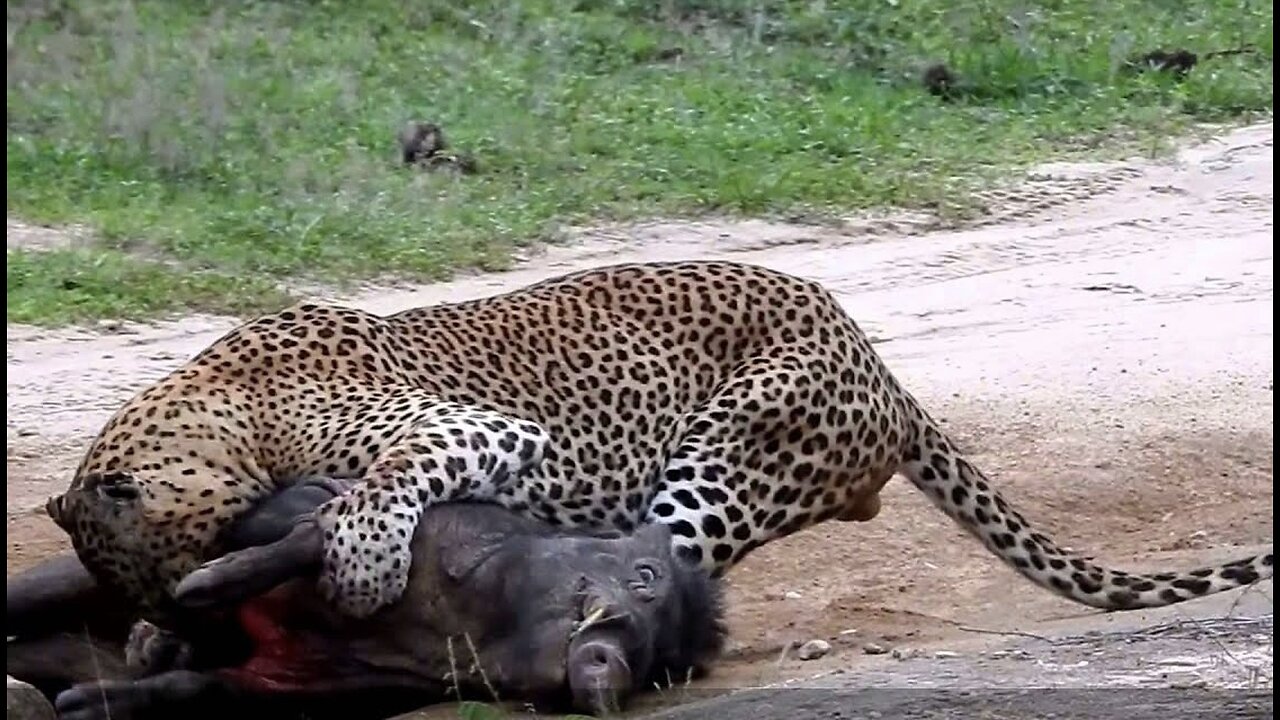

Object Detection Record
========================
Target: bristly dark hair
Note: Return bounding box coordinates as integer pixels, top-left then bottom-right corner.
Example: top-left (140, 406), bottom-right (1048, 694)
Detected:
top-left (645, 558), bottom-right (729, 687)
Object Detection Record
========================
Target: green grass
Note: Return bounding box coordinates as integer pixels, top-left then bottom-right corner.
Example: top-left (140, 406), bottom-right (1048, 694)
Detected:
top-left (457, 700), bottom-right (594, 720)
top-left (7, 0), bottom-right (1273, 325)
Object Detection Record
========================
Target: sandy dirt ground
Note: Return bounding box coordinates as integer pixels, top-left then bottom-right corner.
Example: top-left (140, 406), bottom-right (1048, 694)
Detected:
top-left (6, 122), bottom-right (1274, 717)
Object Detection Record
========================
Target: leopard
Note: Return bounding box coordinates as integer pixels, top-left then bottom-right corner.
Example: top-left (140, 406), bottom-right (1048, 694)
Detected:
top-left (47, 260), bottom-right (1273, 627)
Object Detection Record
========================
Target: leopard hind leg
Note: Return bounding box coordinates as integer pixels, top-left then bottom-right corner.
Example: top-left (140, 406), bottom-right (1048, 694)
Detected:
top-left (644, 354), bottom-right (906, 575)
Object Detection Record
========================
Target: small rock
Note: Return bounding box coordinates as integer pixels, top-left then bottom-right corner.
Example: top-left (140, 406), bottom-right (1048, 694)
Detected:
top-left (933, 650), bottom-right (961, 659)
top-left (862, 642), bottom-right (889, 655)
top-left (782, 591), bottom-right (803, 600)
top-left (796, 639), bottom-right (831, 661)
top-left (7, 676), bottom-right (55, 720)
top-left (838, 628), bottom-right (858, 637)
top-left (1154, 658), bottom-right (1199, 667)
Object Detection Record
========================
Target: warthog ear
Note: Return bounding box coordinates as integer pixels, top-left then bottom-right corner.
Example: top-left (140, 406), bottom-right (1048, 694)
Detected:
top-left (175, 520), bottom-right (324, 610)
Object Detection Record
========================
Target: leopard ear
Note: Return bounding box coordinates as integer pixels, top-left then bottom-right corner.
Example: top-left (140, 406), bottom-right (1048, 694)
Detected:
top-left (46, 495), bottom-right (70, 531)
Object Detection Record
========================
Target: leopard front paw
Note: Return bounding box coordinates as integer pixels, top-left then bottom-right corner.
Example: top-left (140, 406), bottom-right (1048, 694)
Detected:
top-left (125, 620), bottom-right (195, 676)
top-left (314, 498), bottom-right (418, 618)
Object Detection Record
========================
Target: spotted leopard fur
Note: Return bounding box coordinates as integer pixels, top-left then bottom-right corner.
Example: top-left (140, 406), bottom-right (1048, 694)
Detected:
top-left (48, 261), bottom-right (1273, 622)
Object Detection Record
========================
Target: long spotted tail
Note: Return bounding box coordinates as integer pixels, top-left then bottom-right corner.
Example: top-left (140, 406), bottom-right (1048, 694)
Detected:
top-left (900, 418), bottom-right (1273, 610)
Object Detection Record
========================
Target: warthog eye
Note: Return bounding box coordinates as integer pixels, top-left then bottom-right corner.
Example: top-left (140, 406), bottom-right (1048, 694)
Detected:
top-left (631, 561), bottom-right (660, 601)
top-left (636, 564), bottom-right (657, 585)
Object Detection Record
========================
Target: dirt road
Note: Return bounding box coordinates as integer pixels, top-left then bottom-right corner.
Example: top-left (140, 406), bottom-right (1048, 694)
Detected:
top-left (6, 123), bottom-right (1274, 713)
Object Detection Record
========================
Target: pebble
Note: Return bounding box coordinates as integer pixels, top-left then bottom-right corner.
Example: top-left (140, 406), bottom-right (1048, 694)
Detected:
top-left (1154, 658), bottom-right (1199, 667)
top-left (862, 642), bottom-right (889, 655)
top-left (782, 591), bottom-right (803, 600)
top-left (796, 639), bottom-right (832, 661)
top-left (934, 650), bottom-right (961, 659)
top-left (7, 676), bottom-right (55, 720)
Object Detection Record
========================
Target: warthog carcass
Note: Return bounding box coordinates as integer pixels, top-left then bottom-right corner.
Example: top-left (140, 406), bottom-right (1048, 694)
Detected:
top-left (9, 479), bottom-right (726, 719)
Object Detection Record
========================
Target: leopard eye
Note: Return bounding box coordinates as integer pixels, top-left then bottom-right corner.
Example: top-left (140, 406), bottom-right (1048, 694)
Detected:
top-left (96, 473), bottom-right (139, 502)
